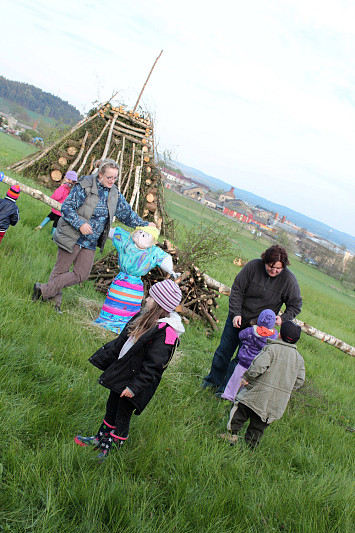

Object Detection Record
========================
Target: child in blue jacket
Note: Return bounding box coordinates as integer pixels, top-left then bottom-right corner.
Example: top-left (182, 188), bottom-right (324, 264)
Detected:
top-left (0, 184), bottom-right (20, 244)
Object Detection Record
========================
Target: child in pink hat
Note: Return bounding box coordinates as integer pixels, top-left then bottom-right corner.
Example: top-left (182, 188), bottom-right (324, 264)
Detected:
top-left (0, 184), bottom-right (20, 244)
top-left (34, 171), bottom-right (77, 236)
top-left (75, 279), bottom-right (184, 463)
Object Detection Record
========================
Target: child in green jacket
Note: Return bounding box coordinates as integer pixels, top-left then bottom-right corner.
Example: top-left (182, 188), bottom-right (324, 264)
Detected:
top-left (222, 321), bottom-right (305, 448)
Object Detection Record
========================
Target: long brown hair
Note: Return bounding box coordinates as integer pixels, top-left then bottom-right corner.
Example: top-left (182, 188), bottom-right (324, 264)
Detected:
top-left (128, 300), bottom-right (169, 340)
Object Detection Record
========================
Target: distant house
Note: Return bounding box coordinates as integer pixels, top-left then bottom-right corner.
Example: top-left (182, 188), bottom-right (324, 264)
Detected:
top-left (161, 168), bottom-right (210, 195)
top-left (200, 196), bottom-right (217, 209)
top-left (0, 112), bottom-right (17, 128)
top-left (253, 209), bottom-right (271, 221)
top-left (224, 199), bottom-right (244, 210)
top-left (161, 168), bottom-right (190, 186)
top-left (182, 185), bottom-right (206, 200)
top-left (219, 187), bottom-right (235, 203)
top-left (223, 206), bottom-right (254, 224)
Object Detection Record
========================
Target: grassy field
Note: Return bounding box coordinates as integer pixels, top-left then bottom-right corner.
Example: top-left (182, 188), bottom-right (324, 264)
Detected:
top-left (0, 135), bottom-right (354, 532)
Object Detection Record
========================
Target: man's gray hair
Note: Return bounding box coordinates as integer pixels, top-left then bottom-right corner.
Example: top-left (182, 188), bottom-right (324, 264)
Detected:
top-left (97, 159), bottom-right (119, 175)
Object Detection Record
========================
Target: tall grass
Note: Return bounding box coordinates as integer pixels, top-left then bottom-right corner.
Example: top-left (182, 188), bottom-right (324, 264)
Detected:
top-left (0, 135), bottom-right (354, 532)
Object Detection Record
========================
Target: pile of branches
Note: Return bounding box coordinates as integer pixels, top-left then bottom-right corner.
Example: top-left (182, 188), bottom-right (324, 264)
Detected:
top-left (88, 239), bottom-right (229, 330)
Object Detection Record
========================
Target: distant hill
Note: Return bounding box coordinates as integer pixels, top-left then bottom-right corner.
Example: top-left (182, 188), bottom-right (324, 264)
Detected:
top-left (178, 162), bottom-right (355, 254)
top-left (0, 76), bottom-right (82, 125)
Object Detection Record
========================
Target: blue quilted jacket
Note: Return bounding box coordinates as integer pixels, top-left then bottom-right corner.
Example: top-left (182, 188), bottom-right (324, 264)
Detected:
top-left (0, 198), bottom-right (19, 230)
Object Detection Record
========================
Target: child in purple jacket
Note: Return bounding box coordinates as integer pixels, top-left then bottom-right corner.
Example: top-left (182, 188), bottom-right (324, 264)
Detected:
top-left (221, 309), bottom-right (278, 402)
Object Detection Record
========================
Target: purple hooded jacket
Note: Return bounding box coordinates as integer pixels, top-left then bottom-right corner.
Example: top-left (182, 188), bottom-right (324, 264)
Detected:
top-left (238, 325), bottom-right (278, 369)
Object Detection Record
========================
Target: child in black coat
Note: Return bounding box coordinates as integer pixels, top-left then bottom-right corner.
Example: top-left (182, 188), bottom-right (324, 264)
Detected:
top-left (75, 279), bottom-right (184, 462)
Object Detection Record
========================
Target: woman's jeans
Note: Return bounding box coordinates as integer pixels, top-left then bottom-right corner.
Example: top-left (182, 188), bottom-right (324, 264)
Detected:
top-left (202, 315), bottom-right (241, 392)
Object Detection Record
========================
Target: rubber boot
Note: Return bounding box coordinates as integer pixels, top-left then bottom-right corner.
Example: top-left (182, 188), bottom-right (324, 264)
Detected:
top-left (97, 432), bottom-right (127, 464)
top-left (35, 217), bottom-right (50, 231)
top-left (51, 227), bottom-right (56, 236)
top-left (74, 419), bottom-right (115, 449)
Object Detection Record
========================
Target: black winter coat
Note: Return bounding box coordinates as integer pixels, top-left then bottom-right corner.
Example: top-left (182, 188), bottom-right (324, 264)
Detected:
top-left (89, 319), bottom-right (179, 415)
top-left (0, 198), bottom-right (19, 230)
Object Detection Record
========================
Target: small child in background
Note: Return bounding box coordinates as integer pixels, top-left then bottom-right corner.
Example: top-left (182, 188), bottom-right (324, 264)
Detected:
top-left (75, 279), bottom-right (184, 463)
top-left (221, 309), bottom-right (278, 402)
top-left (34, 170), bottom-right (77, 235)
top-left (222, 321), bottom-right (305, 448)
top-left (0, 184), bottom-right (20, 244)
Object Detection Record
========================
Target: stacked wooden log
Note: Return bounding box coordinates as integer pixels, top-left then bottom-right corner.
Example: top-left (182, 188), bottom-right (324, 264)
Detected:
top-left (87, 239), bottom-right (223, 330)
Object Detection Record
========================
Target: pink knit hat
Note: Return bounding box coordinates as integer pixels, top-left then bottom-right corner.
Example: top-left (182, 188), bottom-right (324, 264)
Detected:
top-left (149, 279), bottom-right (182, 312)
top-left (6, 184), bottom-right (20, 200)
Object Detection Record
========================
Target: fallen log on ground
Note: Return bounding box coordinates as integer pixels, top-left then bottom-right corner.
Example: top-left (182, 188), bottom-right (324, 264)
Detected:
top-left (293, 319), bottom-right (355, 357)
top-left (0, 173), bottom-right (62, 211)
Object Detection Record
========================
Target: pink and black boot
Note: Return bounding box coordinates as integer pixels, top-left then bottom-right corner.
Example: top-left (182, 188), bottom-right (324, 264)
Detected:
top-left (97, 432), bottom-right (128, 464)
top-left (74, 419), bottom-right (115, 449)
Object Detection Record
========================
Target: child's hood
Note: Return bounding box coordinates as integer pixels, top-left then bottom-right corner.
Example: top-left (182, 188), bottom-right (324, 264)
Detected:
top-left (158, 311), bottom-right (185, 336)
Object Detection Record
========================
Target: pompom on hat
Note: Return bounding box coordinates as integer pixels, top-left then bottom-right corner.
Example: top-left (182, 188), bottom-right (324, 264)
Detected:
top-left (64, 170), bottom-right (78, 182)
top-left (257, 309), bottom-right (276, 329)
top-left (280, 321), bottom-right (301, 344)
top-left (6, 184), bottom-right (20, 201)
top-left (149, 279), bottom-right (182, 312)
top-left (135, 225), bottom-right (160, 242)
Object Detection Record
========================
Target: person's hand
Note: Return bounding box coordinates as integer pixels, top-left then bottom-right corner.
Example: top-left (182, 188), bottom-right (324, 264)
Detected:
top-left (120, 387), bottom-right (133, 398)
top-left (275, 316), bottom-right (282, 326)
top-left (233, 316), bottom-right (242, 328)
top-left (79, 223), bottom-right (93, 235)
top-left (241, 378), bottom-right (248, 386)
top-left (148, 222), bottom-right (156, 227)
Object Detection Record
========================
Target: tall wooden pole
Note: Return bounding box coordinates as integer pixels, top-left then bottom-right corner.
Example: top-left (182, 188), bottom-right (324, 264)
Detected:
top-left (133, 50), bottom-right (163, 113)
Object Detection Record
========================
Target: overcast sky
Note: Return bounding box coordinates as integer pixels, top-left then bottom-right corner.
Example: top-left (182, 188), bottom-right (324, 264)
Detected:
top-left (1, 0), bottom-right (354, 235)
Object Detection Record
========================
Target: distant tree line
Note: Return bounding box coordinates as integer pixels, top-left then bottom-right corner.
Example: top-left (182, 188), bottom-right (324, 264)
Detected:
top-left (0, 76), bottom-right (82, 125)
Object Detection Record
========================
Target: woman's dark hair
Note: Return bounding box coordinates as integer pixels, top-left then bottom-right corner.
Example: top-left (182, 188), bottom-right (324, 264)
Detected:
top-left (128, 299), bottom-right (169, 340)
top-left (261, 245), bottom-right (290, 268)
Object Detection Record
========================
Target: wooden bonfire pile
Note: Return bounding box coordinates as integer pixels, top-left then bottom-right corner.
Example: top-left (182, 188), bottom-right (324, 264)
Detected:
top-left (8, 100), bottom-right (170, 229)
top-left (88, 240), bottom-right (230, 331)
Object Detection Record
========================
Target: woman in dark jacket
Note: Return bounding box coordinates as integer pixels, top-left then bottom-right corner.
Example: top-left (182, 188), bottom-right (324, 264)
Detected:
top-left (75, 279), bottom-right (184, 463)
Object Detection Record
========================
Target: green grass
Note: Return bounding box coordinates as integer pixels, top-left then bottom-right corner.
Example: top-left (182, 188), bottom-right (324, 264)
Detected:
top-left (0, 136), bottom-right (354, 532)
top-left (0, 131), bottom-right (37, 167)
